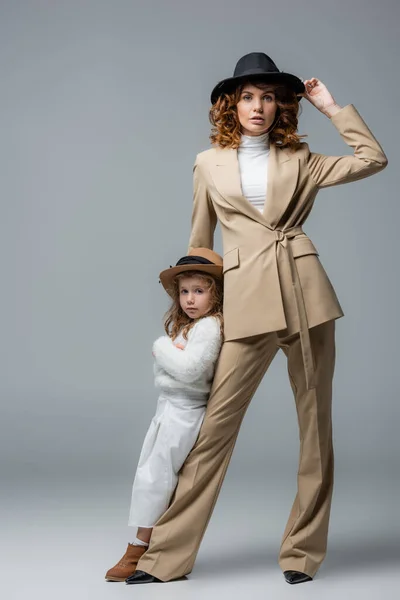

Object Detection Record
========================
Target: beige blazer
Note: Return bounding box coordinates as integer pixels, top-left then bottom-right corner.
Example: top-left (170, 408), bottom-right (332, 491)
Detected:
top-left (188, 104), bottom-right (387, 388)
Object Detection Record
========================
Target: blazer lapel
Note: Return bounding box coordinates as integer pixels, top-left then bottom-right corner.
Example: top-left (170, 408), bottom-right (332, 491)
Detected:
top-left (209, 143), bottom-right (300, 229)
top-left (264, 144), bottom-right (300, 229)
top-left (210, 147), bottom-right (267, 227)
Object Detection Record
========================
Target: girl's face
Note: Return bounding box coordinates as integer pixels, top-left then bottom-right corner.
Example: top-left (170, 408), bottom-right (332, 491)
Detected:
top-left (236, 83), bottom-right (278, 136)
top-left (179, 276), bottom-right (213, 319)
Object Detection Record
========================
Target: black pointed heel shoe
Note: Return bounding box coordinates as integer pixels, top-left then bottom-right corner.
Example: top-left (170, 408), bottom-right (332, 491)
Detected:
top-left (125, 570), bottom-right (162, 585)
top-left (283, 570), bottom-right (313, 584)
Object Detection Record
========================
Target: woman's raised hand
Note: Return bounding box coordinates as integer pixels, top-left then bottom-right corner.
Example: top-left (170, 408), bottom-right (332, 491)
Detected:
top-left (301, 78), bottom-right (341, 117)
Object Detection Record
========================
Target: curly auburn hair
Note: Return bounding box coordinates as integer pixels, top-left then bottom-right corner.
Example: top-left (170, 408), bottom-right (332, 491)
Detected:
top-left (209, 78), bottom-right (306, 150)
top-left (164, 271), bottom-right (224, 341)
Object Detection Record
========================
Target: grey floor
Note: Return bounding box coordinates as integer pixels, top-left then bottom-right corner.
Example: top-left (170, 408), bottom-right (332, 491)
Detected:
top-left (3, 471), bottom-right (399, 600)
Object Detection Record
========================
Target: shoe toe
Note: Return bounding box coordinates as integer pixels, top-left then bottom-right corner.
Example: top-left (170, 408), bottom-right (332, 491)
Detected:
top-left (125, 570), bottom-right (161, 585)
top-left (284, 570), bottom-right (313, 584)
top-left (105, 567), bottom-right (129, 582)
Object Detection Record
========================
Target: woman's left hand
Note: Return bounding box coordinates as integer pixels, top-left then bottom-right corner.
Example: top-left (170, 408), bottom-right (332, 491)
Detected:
top-left (301, 78), bottom-right (341, 117)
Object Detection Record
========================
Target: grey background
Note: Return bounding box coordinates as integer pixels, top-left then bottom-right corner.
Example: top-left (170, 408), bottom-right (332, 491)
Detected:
top-left (1, 1), bottom-right (399, 599)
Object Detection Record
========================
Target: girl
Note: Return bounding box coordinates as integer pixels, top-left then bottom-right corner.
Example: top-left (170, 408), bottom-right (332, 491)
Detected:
top-left (105, 247), bottom-right (224, 582)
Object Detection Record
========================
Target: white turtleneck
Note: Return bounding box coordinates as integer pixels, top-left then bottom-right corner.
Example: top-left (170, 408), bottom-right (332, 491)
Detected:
top-left (237, 131), bottom-right (270, 213)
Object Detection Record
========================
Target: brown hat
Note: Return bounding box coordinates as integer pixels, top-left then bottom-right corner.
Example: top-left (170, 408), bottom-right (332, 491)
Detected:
top-left (159, 247), bottom-right (223, 296)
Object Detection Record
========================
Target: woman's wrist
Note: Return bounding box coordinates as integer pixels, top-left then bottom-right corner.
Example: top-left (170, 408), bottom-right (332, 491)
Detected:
top-left (321, 103), bottom-right (342, 118)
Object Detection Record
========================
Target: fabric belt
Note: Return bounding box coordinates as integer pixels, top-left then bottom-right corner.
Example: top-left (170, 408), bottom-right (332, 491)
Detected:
top-left (274, 226), bottom-right (316, 390)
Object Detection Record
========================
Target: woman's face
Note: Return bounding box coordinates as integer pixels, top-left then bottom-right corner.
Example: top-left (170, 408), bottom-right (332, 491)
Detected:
top-left (236, 83), bottom-right (278, 136)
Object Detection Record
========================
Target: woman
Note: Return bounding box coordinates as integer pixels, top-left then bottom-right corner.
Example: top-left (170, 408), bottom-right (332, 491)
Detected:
top-left (127, 52), bottom-right (388, 585)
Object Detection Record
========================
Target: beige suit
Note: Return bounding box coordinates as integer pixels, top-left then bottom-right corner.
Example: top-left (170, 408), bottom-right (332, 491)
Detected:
top-left (137, 104), bottom-right (387, 579)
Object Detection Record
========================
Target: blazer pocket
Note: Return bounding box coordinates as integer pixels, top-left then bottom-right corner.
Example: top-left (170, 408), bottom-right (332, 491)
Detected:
top-left (291, 238), bottom-right (319, 258)
top-left (223, 247), bottom-right (240, 273)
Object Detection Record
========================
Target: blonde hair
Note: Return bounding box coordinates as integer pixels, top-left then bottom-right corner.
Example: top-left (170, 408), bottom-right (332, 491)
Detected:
top-left (209, 78), bottom-right (306, 150)
top-left (164, 271), bottom-right (224, 341)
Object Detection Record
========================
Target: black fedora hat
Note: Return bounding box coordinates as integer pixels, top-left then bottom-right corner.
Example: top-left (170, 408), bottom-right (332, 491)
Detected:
top-left (210, 52), bottom-right (305, 104)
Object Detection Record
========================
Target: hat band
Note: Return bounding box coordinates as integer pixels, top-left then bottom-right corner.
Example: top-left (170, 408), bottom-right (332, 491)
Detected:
top-left (176, 255), bottom-right (215, 267)
top-left (234, 66), bottom-right (280, 77)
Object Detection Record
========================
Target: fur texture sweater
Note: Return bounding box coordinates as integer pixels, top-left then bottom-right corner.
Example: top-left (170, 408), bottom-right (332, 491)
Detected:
top-left (152, 316), bottom-right (223, 398)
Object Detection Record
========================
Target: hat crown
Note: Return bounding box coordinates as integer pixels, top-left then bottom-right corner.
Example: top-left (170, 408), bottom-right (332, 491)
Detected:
top-left (233, 52), bottom-right (280, 77)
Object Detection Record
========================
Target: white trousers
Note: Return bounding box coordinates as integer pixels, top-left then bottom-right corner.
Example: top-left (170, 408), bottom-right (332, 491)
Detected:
top-left (128, 392), bottom-right (207, 528)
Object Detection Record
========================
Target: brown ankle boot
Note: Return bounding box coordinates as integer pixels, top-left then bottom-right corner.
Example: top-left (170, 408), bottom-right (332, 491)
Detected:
top-left (105, 543), bottom-right (147, 582)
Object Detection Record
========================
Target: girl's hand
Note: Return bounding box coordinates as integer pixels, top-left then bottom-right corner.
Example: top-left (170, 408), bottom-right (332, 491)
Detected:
top-left (175, 343), bottom-right (185, 350)
top-left (300, 78), bottom-right (341, 117)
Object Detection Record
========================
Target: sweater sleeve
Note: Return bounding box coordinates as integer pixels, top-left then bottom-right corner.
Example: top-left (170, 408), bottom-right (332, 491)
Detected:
top-left (152, 317), bottom-right (222, 384)
top-left (307, 104), bottom-right (388, 188)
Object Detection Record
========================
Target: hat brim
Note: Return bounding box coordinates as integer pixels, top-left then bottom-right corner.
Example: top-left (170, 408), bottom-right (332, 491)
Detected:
top-left (211, 72), bottom-right (305, 104)
top-left (159, 264), bottom-right (223, 297)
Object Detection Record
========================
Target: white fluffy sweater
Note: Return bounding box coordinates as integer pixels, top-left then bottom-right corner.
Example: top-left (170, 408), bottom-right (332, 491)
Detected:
top-left (152, 316), bottom-right (223, 398)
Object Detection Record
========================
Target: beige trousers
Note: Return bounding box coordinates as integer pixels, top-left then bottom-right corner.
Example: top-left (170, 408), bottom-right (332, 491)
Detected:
top-left (137, 320), bottom-right (336, 580)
